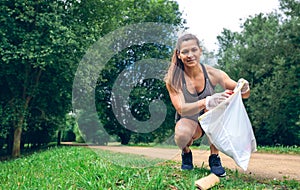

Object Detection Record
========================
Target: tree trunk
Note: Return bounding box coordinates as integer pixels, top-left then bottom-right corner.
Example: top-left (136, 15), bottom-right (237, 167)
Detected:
top-left (57, 130), bottom-right (61, 145)
top-left (11, 97), bottom-right (30, 158)
top-left (12, 126), bottom-right (22, 157)
top-left (119, 133), bottom-right (131, 145)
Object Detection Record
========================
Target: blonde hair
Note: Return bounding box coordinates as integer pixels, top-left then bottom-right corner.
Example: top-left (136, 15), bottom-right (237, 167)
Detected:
top-left (164, 33), bottom-right (201, 93)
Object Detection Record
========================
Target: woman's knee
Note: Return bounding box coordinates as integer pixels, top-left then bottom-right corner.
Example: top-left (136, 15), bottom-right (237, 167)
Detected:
top-left (174, 118), bottom-right (200, 147)
top-left (174, 133), bottom-right (191, 150)
top-left (174, 127), bottom-right (191, 142)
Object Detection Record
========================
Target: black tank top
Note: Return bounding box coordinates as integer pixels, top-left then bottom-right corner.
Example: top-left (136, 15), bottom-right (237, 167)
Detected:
top-left (175, 64), bottom-right (215, 122)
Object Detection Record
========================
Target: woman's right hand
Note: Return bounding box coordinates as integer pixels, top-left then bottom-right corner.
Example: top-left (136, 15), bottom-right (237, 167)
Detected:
top-left (205, 92), bottom-right (230, 110)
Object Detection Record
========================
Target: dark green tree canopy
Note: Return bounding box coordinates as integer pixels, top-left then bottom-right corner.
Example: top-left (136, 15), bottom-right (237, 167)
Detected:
top-left (0, 0), bottom-right (184, 155)
top-left (216, 0), bottom-right (300, 146)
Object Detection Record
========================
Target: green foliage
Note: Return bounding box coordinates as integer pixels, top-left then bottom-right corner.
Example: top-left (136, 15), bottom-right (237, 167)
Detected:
top-left (216, 0), bottom-right (300, 146)
top-left (0, 0), bottom-right (184, 155)
top-left (96, 44), bottom-right (177, 145)
top-left (0, 0), bottom-right (97, 155)
top-left (93, 0), bottom-right (183, 145)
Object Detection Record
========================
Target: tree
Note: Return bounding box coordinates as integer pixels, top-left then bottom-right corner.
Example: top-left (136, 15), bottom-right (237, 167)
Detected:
top-left (0, 0), bottom-right (185, 156)
top-left (92, 0), bottom-right (184, 145)
top-left (0, 0), bottom-right (100, 157)
top-left (216, 0), bottom-right (300, 145)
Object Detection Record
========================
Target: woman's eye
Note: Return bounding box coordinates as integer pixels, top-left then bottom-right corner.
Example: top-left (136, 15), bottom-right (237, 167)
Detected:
top-left (181, 48), bottom-right (198, 55)
top-left (181, 51), bottom-right (188, 55)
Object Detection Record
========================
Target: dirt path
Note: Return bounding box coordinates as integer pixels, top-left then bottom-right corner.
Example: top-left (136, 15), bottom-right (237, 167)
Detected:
top-left (87, 145), bottom-right (300, 181)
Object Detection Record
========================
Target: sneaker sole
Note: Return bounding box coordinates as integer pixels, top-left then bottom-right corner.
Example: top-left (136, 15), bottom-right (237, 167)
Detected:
top-left (217, 172), bottom-right (226, 177)
top-left (181, 166), bottom-right (194, 170)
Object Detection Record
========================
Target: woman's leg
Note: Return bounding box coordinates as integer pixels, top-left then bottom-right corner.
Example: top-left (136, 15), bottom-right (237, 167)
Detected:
top-left (175, 118), bottom-right (203, 170)
top-left (174, 118), bottom-right (203, 153)
top-left (210, 143), bottom-right (219, 155)
top-left (206, 132), bottom-right (226, 177)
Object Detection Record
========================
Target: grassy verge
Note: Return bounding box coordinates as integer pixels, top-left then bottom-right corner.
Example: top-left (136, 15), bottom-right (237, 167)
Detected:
top-left (0, 146), bottom-right (298, 189)
top-left (257, 145), bottom-right (300, 155)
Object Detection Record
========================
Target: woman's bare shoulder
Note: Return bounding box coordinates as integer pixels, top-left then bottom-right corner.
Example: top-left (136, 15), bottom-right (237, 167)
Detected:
top-left (203, 64), bottom-right (236, 89)
top-left (203, 64), bottom-right (218, 73)
top-left (203, 64), bottom-right (220, 84)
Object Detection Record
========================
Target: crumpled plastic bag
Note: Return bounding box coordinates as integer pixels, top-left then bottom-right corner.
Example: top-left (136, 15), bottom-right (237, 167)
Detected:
top-left (198, 82), bottom-right (257, 171)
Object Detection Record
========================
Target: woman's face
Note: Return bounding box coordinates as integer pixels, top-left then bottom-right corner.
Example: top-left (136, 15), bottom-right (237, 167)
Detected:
top-left (178, 39), bottom-right (202, 67)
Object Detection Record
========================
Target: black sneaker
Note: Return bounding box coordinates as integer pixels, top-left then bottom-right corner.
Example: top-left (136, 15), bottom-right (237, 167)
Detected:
top-left (209, 154), bottom-right (226, 177)
top-left (181, 151), bottom-right (194, 170)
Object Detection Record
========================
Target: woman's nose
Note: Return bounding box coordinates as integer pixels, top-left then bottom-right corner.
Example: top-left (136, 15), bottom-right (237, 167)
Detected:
top-left (187, 51), bottom-right (193, 57)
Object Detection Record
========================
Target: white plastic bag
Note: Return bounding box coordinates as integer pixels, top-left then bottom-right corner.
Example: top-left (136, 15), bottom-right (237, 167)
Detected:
top-left (198, 83), bottom-right (257, 171)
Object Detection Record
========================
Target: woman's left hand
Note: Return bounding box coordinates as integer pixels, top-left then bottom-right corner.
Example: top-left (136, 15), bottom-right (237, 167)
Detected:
top-left (238, 78), bottom-right (250, 94)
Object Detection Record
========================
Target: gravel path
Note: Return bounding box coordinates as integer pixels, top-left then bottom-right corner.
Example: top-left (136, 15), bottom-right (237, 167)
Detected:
top-left (90, 145), bottom-right (300, 181)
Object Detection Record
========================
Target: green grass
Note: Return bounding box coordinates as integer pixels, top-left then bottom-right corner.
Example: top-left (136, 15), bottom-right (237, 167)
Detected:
top-left (0, 146), bottom-right (299, 190)
top-left (257, 145), bottom-right (300, 155)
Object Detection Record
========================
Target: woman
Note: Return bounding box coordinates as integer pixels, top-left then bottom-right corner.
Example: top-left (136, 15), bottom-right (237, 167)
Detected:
top-left (164, 33), bottom-right (250, 177)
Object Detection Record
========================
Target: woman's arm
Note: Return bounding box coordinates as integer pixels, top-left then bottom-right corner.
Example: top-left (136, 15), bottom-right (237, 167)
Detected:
top-left (166, 84), bottom-right (206, 116)
top-left (206, 65), bottom-right (250, 99)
